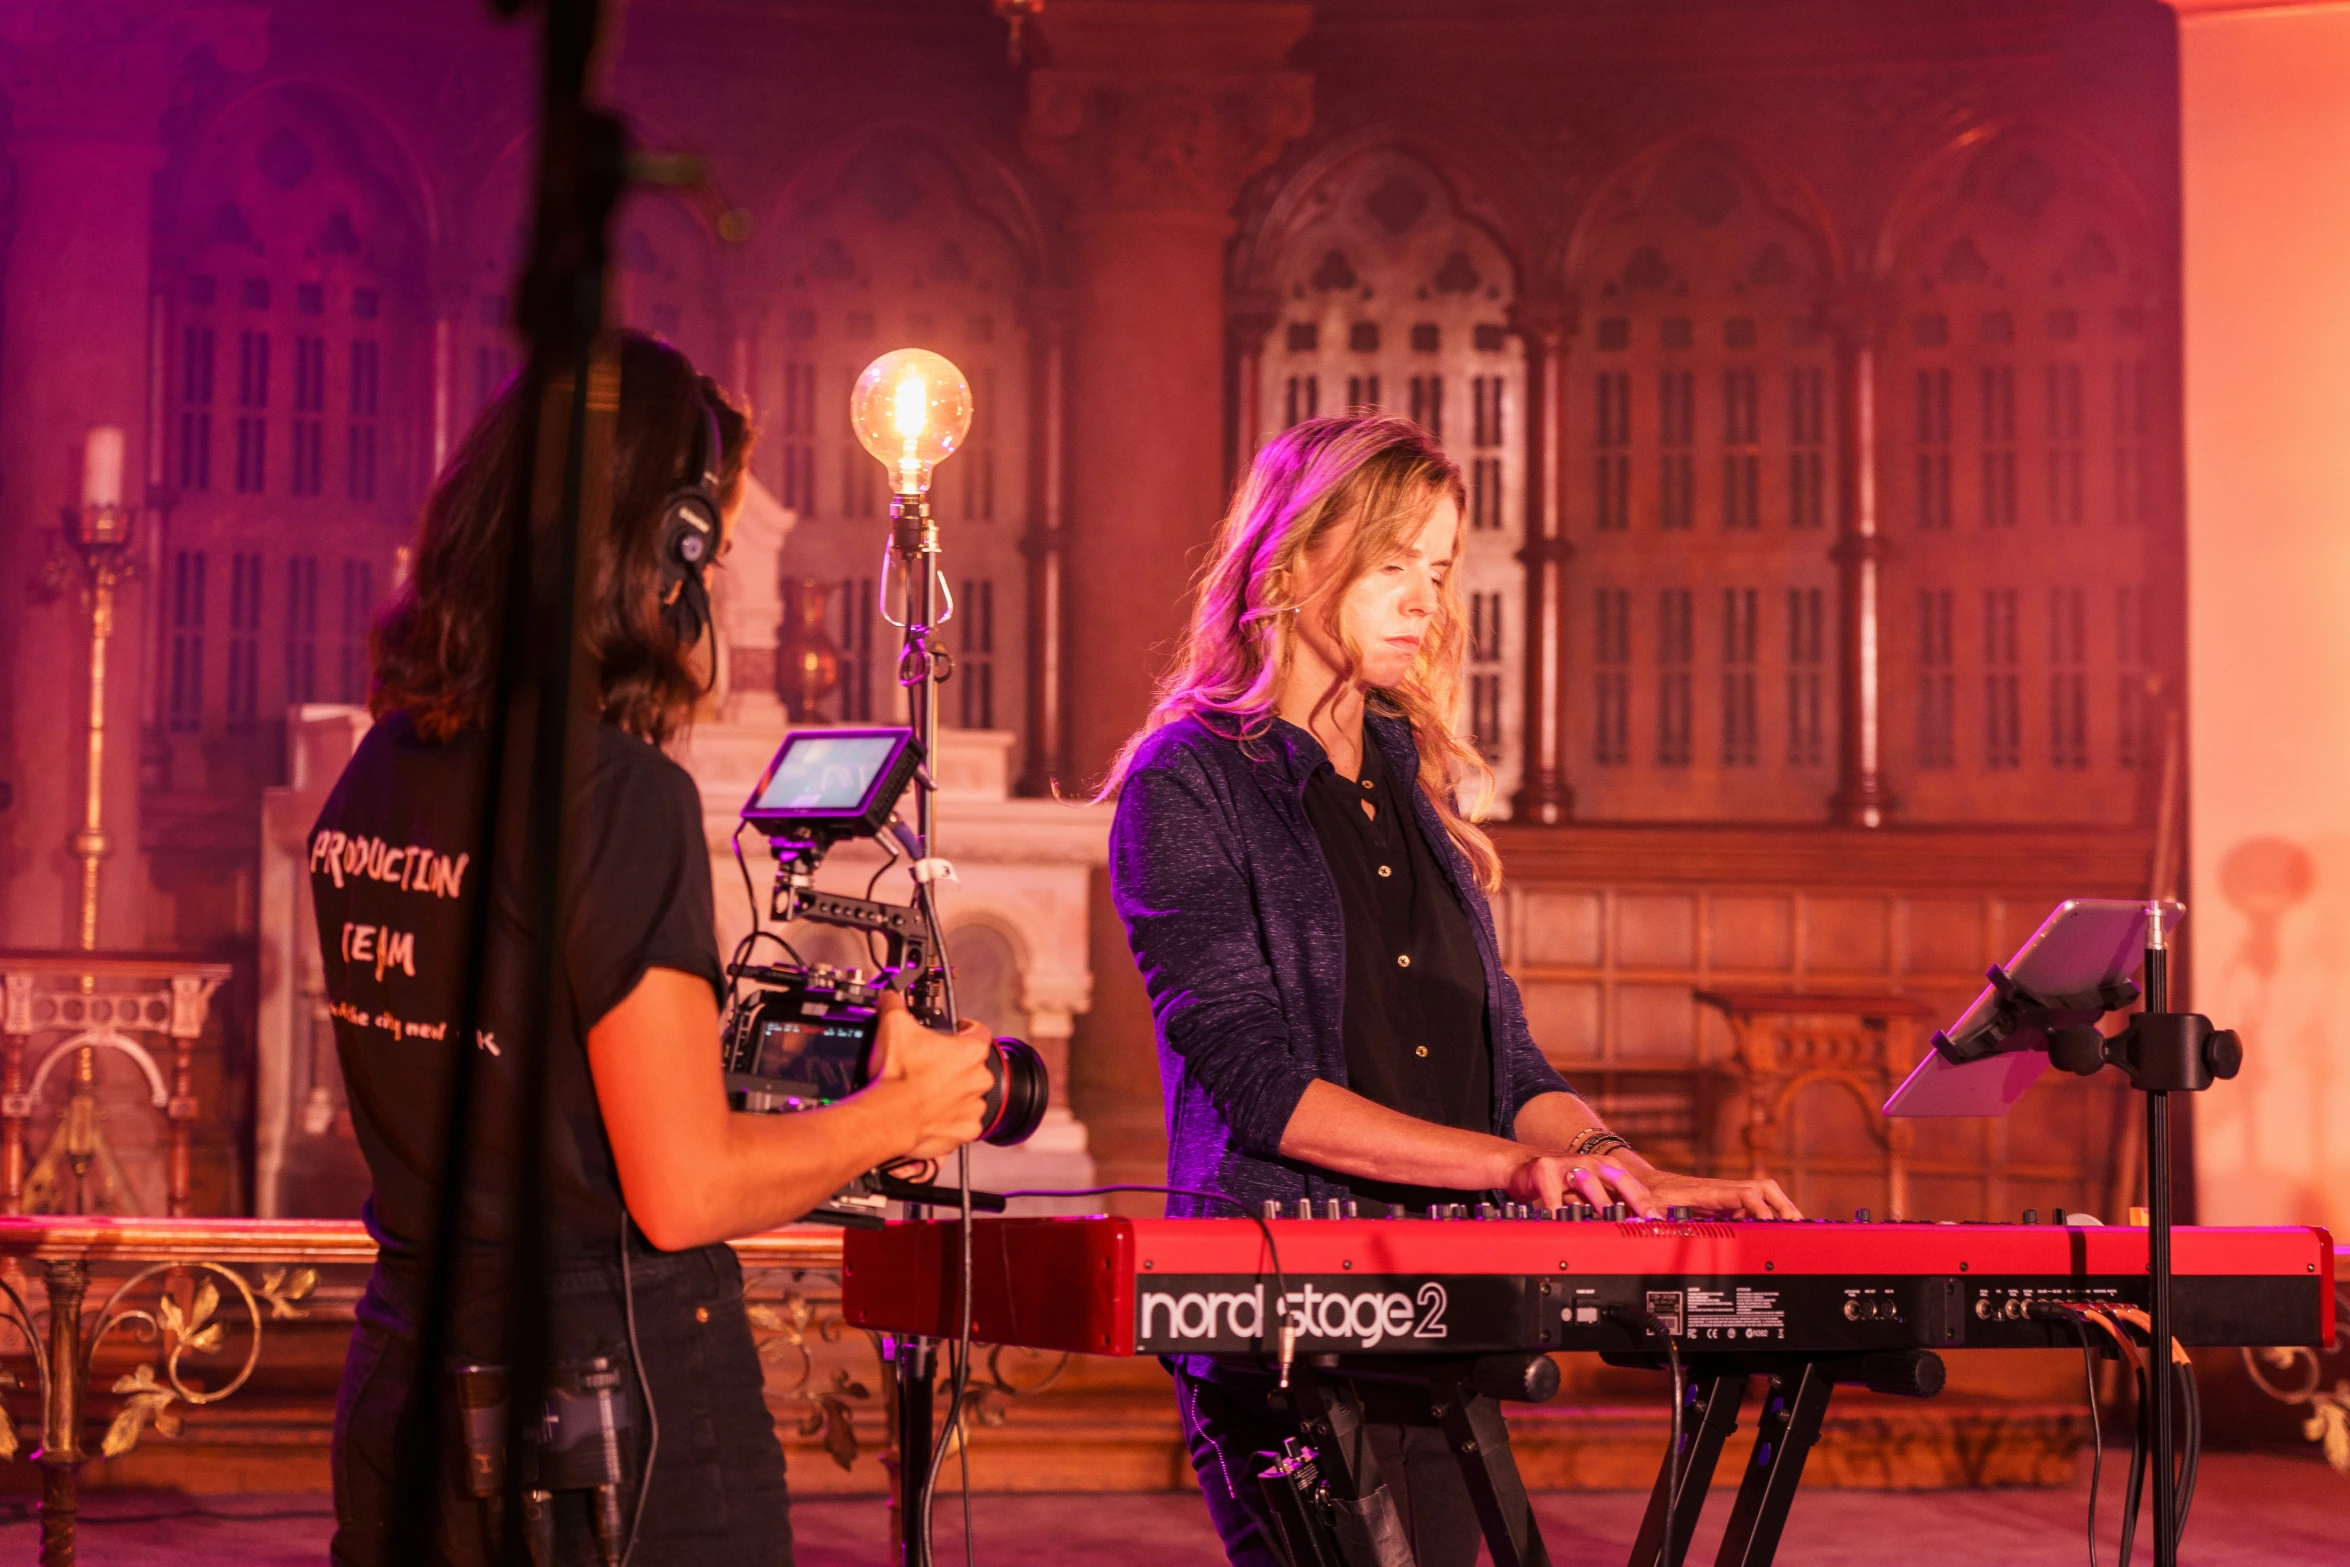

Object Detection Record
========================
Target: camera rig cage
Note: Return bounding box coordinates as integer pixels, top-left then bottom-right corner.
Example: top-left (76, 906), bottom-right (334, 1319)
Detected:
top-left (722, 725), bottom-right (1046, 1223)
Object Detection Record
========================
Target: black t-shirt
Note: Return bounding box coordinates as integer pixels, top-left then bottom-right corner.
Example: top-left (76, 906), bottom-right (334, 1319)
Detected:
top-left (1300, 735), bottom-right (1495, 1215)
top-left (309, 710), bottom-right (721, 1275)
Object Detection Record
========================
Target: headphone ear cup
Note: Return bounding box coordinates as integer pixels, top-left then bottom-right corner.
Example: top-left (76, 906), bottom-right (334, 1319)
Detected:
top-left (658, 494), bottom-right (717, 595)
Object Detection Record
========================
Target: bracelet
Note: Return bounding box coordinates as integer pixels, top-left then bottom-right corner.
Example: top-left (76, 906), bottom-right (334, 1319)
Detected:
top-left (1567, 1128), bottom-right (1632, 1161)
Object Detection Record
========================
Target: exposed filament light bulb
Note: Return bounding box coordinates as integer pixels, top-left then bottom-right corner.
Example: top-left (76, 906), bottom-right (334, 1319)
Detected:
top-left (852, 348), bottom-right (973, 497)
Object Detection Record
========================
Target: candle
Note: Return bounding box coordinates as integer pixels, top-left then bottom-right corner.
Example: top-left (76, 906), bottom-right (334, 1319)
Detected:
top-left (82, 426), bottom-right (124, 510)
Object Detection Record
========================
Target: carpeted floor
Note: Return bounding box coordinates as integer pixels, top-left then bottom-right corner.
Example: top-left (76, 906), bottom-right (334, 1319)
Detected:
top-left (3, 1451), bottom-right (2340, 1564)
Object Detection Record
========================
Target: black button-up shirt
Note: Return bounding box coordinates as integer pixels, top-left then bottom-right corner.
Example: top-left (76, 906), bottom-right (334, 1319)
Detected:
top-left (1300, 732), bottom-right (1495, 1214)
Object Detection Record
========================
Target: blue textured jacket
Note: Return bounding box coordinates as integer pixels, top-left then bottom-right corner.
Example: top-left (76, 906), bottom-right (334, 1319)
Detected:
top-left (1108, 709), bottom-right (1575, 1218)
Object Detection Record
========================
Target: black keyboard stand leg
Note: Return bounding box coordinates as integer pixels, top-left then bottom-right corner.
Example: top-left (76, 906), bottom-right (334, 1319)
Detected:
top-left (1627, 1371), bottom-right (1745, 1567)
top-left (1287, 1364), bottom-right (1415, 1567)
top-left (1711, 1362), bottom-right (1835, 1567)
top-left (1430, 1382), bottom-right (1551, 1567)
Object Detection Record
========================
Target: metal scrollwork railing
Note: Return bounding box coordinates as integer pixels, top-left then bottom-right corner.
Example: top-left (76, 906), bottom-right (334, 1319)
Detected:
top-left (745, 1282), bottom-right (874, 1471)
top-left (2241, 1280), bottom-right (2350, 1473)
top-left (84, 1261), bottom-right (320, 1458)
top-left (734, 1270), bottom-right (1079, 1475)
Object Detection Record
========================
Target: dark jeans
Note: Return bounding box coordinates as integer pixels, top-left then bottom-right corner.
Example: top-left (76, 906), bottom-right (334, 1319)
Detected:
top-left (332, 1244), bottom-right (792, 1567)
top-left (1171, 1363), bottom-right (1483, 1567)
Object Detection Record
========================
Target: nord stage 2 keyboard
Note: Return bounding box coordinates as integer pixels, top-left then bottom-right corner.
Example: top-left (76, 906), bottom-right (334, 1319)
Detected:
top-left (845, 1215), bottom-right (2333, 1567)
top-left (842, 1214), bottom-right (2335, 1357)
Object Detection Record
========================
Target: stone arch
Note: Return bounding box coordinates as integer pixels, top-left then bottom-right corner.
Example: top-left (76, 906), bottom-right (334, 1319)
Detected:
top-left (151, 77), bottom-right (434, 759)
top-left (1557, 135), bottom-right (1845, 824)
top-left (943, 915), bottom-right (1030, 1041)
top-left (1561, 133), bottom-right (1843, 310)
top-left (1869, 120), bottom-right (2166, 824)
top-left (750, 127), bottom-right (1049, 743)
top-left (1230, 118), bottom-right (1538, 304)
top-left (1235, 133), bottom-right (1532, 799)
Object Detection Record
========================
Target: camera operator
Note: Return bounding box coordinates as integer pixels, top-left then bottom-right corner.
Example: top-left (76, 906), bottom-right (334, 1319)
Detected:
top-left (310, 332), bottom-right (996, 1567)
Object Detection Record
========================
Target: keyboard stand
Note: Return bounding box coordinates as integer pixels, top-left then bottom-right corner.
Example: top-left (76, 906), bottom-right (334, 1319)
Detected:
top-left (1621, 1350), bottom-right (1945, 1567)
top-left (1259, 1354), bottom-right (1558, 1567)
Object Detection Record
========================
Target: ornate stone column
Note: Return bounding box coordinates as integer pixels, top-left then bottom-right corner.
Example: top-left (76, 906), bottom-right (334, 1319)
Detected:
top-left (1021, 2), bottom-right (1313, 1194)
top-left (1224, 290), bottom-right (1280, 492)
top-left (1017, 287), bottom-right (1073, 798)
top-left (1509, 296), bottom-right (1576, 824)
top-left (1827, 287), bottom-right (1892, 827)
top-left (1022, 0), bottom-right (1313, 784)
top-left (0, 10), bottom-right (268, 951)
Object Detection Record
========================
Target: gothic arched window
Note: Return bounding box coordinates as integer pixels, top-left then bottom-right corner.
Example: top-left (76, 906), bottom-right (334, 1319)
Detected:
top-left (760, 140), bottom-right (1034, 742)
top-left (1561, 144), bottom-right (1839, 821)
top-left (160, 86), bottom-right (427, 771)
top-left (1879, 134), bottom-right (2165, 823)
top-left (1252, 149), bottom-right (1526, 800)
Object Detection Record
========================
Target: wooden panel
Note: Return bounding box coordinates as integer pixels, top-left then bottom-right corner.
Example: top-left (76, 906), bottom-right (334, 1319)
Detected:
top-left (1802, 894), bottom-right (1892, 974)
top-left (1708, 893), bottom-right (1792, 971)
top-left (1497, 823), bottom-right (2149, 1222)
top-left (1517, 888), bottom-right (1604, 967)
top-left (1616, 892), bottom-right (1696, 968)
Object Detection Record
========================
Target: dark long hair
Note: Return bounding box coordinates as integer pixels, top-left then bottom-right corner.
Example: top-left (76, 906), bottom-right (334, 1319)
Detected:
top-left (370, 331), bottom-right (752, 745)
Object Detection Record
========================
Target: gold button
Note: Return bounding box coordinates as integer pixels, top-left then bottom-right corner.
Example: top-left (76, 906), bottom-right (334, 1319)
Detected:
top-left (1377, 865), bottom-right (1392, 877)
top-left (694, 1306), bottom-right (710, 1324)
top-left (1396, 954), bottom-right (1411, 968)
top-left (1415, 1045), bottom-right (1429, 1058)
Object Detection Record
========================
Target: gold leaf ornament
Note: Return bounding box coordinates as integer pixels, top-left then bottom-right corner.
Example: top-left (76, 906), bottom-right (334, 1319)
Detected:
top-left (259, 1266), bottom-right (319, 1319)
top-left (102, 1365), bottom-right (182, 1458)
top-left (0, 1367), bottom-right (19, 1461)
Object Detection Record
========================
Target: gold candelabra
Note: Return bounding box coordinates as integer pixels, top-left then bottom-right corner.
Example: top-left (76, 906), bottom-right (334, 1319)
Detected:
top-left (26, 428), bottom-right (141, 1213)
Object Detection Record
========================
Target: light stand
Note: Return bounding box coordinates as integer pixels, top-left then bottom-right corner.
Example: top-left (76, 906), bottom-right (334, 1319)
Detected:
top-left (2046, 903), bottom-right (2242, 1567)
top-left (849, 347), bottom-right (975, 1567)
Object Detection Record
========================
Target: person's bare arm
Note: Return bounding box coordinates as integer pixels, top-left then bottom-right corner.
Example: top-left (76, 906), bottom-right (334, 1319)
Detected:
top-left (1513, 1090), bottom-right (1801, 1219)
top-left (1276, 1080), bottom-right (1661, 1213)
top-left (588, 968), bottom-right (995, 1251)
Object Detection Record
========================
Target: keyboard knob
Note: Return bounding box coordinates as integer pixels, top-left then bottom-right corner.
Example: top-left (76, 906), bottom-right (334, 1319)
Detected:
top-left (2021, 1208), bottom-right (2038, 1225)
top-left (1854, 1208), bottom-right (1872, 1224)
top-left (1666, 1205), bottom-right (1694, 1222)
top-left (1324, 1199), bottom-right (1343, 1221)
top-left (1295, 1200), bottom-right (1314, 1220)
top-left (1603, 1202), bottom-right (1629, 1222)
top-left (1427, 1204), bottom-right (1446, 1221)
top-left (1262, 1200), bottom-right (1280, 1222)
top-left (1342, 1200), bottom-right (1360, 1220)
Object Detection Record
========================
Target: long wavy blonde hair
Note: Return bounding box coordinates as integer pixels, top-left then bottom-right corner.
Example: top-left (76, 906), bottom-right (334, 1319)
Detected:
top-left (1098, 412), bottom-right (1502, 891)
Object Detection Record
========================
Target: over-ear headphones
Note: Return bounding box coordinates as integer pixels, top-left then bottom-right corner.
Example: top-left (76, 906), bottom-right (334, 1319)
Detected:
top-left (658, 392), bottom-right (724, 650)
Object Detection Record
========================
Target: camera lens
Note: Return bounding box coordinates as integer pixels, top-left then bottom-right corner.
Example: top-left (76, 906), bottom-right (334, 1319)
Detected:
top-left (980, 1036), bottom-right (1049, 1147)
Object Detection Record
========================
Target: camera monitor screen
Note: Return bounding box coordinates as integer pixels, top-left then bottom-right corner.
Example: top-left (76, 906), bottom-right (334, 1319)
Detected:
top-left (746, 1012), bottom-right (872, 1102)
top-left (741, 727), bottom-right (921, 840)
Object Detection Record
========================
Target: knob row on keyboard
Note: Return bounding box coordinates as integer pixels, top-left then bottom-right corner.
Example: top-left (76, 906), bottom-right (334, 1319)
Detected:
top-left (1256, 1199), bottom-right (1706, 1223)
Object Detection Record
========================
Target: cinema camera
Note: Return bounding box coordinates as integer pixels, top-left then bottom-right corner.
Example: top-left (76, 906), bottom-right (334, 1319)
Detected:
top-left (722, 725), bottom-right (1048, 1219)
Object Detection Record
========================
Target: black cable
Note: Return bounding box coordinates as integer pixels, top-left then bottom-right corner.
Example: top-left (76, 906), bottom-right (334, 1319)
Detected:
top-left (731, 821), bottom-right (759, 931)
top-left (1661, 1335), bottom-right (1686, 1567)
top-left (616, 1215), bottom-right (658, 1567)
top-left (2073, 1319), bottom-right (2103, 1567)
top-left (862, 831), bottom-right (903, 971)
top-left (2119, 1363), bottom-right (2148, 1567)
top-left (997, 1184), bottom-right (1294, 1363)
top-left (2174, 1358), bottom-right (2199, 1558)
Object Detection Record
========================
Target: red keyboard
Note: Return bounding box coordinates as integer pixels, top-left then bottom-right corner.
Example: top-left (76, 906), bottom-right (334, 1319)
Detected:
top-left (843, 1215), bottom-right (2335, 1356)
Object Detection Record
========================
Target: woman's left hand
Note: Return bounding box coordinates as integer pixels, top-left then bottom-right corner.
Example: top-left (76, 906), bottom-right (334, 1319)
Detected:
top-left (1640, 1169), bottom-right (1803, 1220)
